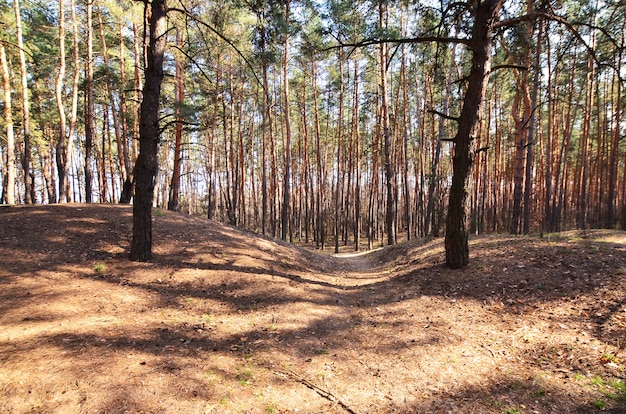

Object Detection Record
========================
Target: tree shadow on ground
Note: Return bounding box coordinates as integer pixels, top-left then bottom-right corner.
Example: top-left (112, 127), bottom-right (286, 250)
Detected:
top-left (2, 205), bottom-right (626, 413)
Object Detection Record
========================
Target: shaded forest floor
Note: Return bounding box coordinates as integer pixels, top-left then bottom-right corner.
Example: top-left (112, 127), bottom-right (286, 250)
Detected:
top-left (1, 204), bottom-right (626, 413)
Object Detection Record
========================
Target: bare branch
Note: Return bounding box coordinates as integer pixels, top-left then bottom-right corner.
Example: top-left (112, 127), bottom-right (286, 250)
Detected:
top-left (490, 64), bottom-right (529, 73)
top-left (324, 36), bottom-right (471, 52)
top-left (429, 109), bottom-right (460, 122)
top-left (169, 43), bottom-right (213, 85)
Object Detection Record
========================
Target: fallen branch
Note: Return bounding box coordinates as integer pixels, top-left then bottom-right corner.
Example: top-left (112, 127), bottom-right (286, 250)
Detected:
top-left (480, 342), bottom-right (496, 358)
top-left (276, 369), bottom-right (360, 414)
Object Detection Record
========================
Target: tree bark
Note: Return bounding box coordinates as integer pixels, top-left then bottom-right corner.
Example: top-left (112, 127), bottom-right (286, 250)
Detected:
top-left (130, 0), bottom-right (167, 262)
top-left (119, 18), bottom-right (134, 204)
top-left (523, 18), bottom-right (541, 235)
top-left (66, 0), bottom-right (81, 203)
top-left (509, 84), bottom-right (527, 234)
top-left (96, 3), bottom-right (128, 202)
top-left (14, 0), bottom-right (33, 204)
top-left (312, 60), bottom-right (325, 250)
top-left (168, 29), bottom-right (185, 211)
top-left (608, 37), bottom-right (622, 228)
top-left (445, 0), bottom-right (502, 269)
top-left (352, 58), bottom-right (361, 251)
top-left (1, 44), bottom-right (15, 205)
top-left (426, 46), bottom-right (455, 236)
top-left (55, 0), bottom-right (68, 203)
top-left (334, 50), bottom-right (345, 253)
top-left (260, 32), bottom-right (269, 234)
top-left (281, 1), bottom-right (292, 241)
top-left (379, 1), bottom-right (396, 246)
top-left (84, 0), bottom-right (94, 203)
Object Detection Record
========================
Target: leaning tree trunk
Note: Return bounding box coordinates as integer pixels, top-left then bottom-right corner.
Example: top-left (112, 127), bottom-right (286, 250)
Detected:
top-left (1, 44), bottom-right (15, 205)
top-left (130, 0), bottom-right (167, 262)
top-left (445, 0), bottom-right (502, 269)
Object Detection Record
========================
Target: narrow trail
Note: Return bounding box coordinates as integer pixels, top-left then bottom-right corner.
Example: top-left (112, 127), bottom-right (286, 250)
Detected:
top-left (331, 248), bottom-right (385, 273)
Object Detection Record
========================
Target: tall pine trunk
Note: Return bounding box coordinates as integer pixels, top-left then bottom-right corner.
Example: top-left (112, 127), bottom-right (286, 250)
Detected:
top-left (281, 1), bottom-right (292, 241)
top-left (523, 19), bottom-right (542, 235)
top-left (1, 44), bottom-right (15, 205)
top-left (130, 0), bottom-right (167, 262)
top-left (352, 58), bottom-right (361, 251)
top-left (445, 0), bottom-right (502, 268)
top-left (66, 0), bottom-right (81, 203)
top-left (168, 30), bottom-right (185, 211)
top-left (55, 0), bottom-right (68, 203)
top-left (379, 1), bottom-right (396, 246)
top-left (14, 0), bottom-right (33, 204)
top-left (84, 0), bottom-right (94, 203)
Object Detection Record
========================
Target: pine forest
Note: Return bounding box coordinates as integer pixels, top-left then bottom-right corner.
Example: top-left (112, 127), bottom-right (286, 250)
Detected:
top-left (1, 0), bottom-right (625, 266)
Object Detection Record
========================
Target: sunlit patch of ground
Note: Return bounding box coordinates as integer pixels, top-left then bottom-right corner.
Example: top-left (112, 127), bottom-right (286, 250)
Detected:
top-left (1, 204), bottom-right (625, 413)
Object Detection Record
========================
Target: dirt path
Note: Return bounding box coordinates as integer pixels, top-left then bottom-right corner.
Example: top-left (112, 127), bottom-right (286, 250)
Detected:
top-left (1, 204), bottom-right (626, 413)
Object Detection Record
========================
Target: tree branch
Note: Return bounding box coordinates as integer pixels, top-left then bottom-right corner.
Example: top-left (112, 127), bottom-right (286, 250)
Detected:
top-left (169, 43), bottom-right (213, 85)
top-left (429, 109), bottom-right (460, 122)
top-left (276, 369), bottom-right (360, 414)
top-left (325, 36), bottom-right (471, 52)
top-left (168, 5), bottom-right (265, 90)
top-left (495, 10), bottom-right (625, 81)
top-left (490, 64), bottom-right (528, 73)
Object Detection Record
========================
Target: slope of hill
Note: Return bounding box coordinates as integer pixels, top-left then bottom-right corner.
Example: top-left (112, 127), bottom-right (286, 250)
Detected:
top-left (1, 204), bottom-right (626, 413)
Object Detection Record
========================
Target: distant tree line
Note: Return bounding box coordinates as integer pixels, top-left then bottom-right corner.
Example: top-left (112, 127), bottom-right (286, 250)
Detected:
top-left (0, 0), bottom-right (624, 266)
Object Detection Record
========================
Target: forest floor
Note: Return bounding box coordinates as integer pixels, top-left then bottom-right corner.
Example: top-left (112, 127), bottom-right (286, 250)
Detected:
top-left (1, 204), bottom-right (626, 414)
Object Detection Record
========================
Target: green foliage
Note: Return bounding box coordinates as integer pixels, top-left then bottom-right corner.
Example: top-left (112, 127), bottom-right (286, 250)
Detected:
top-left (2, 0), bottom-right (625, 259)
top-left (93, 263), bottom-right (107, 273)
top-left (236, 368), bottom-right (254, 386)
top-left (594, 399), bottom-right (606, 410)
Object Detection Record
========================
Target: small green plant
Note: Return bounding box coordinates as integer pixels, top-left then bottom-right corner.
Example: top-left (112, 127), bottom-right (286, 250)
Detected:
top-left (600, 352), bottom-right (620, 364)
top-left (591, 376), bottom-right (605, 387)
top-left (265, 405), bottom-right (276, 413)
top-left (314, 348), bottom-right (329, 355)
top-left (485, 399), bottom-right (501, 408)
top-left (153, 208), bottom-right (167, 217)
top-left (236, 369), bottom-right (253, 386)
top-left (531, 389), bottom-right (546, 398)
top-left (607, 378), bottom-right (626, 404)
top-left (608, 378), bottom-right (626, 392)
top-left (589, 376), bottom-right (626, 405)
top-left (502, 406), bottom-right (523, 414)
top-left (593, 399), bottom-right (606, 410)
top-left (93, 263), bottom-right (107, 273)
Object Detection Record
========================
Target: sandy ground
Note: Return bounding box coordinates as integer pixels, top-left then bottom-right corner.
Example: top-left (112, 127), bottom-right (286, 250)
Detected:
top-left (1, 204), bottom-right (625, 413)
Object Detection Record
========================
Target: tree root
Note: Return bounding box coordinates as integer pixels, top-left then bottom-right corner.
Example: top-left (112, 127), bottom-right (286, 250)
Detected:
top-left (275, 369), bottom-right (360, 414)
